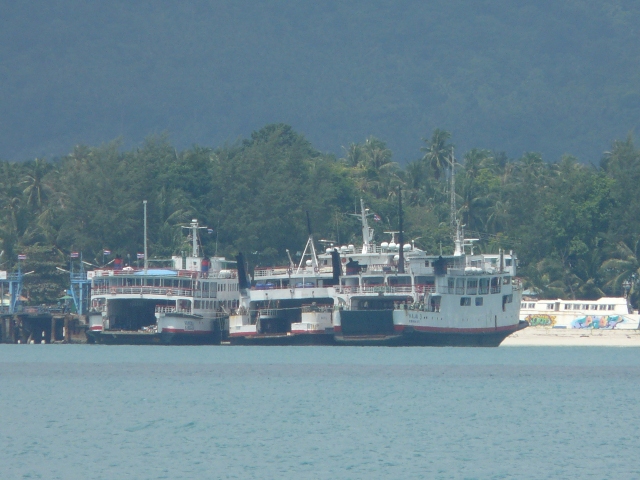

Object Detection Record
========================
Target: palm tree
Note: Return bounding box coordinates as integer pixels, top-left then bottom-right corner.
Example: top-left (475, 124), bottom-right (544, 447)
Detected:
top-left (600, 241), bottom-right (640, 299)
top-left (21, 158), bottom-right (54, 213)
top-left (421, 129), bottom-right (453, 181)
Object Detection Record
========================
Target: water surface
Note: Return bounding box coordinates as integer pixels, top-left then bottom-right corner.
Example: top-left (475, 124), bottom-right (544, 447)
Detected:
top-left (1, 345), bottom-right (638, 479)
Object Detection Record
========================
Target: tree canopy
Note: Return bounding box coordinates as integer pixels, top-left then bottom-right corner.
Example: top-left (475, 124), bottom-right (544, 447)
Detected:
top-left (2, 125), bottom-right (640, 306)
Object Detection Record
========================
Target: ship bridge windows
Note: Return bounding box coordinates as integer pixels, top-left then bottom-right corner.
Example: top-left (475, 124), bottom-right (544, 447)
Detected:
top-left (599, 304), bottom-right (607, 311)
top-left (446, 278), bottom-right (454, 294)
top-left (363, 276), bottom-right (384, 287)
top-left (479, 278), bottom-right (490, 295)
top-left (490, 277), bottom-right (501, 294)
top-left (455, 278), bottom-right (465, 295)
top-left (388, 276), bottom-right (411, 286)
top-left (503, 276), bottom-right (511, 285)
top-left (466, 279), bottom-right (478, 295)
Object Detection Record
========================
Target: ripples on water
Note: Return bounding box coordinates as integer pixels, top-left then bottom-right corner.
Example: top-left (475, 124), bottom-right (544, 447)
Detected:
top-left (1, 346), bottom-right (639, 479)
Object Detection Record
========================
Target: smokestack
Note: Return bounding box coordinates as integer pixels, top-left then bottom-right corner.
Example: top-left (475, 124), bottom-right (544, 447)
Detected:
top-left (331, 248), bottom-right (341, 285)
top-left (236, 252), bottom-right (250, 292)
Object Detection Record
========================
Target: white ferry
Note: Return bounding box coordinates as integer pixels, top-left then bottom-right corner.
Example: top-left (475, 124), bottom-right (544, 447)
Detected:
top-left (228, 233), bottom-right (338, 345)
top-left (87, 217), bottom-right (239, 345)
top-left (390, 227), bottom-right (524, 346)
top-left (327, 186), bottom-right (524, 346)
top-left (520, 297), bottom-right (640, 330)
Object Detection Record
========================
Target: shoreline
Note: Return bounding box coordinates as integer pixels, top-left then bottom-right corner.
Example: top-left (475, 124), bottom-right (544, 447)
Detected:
top-left (502, 327), bottom-right (640, 346)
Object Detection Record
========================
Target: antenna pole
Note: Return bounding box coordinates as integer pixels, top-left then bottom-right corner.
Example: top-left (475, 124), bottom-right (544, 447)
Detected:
top-left (398, 186), bottom-right (404, 273)
top-left (450, 148), bottom-right (456, 233)
top-left (143, 200), bottom-right (148, 273)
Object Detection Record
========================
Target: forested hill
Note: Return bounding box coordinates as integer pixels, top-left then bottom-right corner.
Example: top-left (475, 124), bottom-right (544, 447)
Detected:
top-left (2, 124), bottom-right (640, 307)
top-left (1, 1), bottom-right (640, 163)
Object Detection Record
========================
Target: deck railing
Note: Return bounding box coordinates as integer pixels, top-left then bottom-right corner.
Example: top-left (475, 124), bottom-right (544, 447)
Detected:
top-left (92, 286), bottom-right (194, 297)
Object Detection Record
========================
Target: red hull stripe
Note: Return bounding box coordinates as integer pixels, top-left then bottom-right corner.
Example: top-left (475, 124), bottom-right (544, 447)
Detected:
top-left (290, 330), bottom-right (327, 334)
top-left (90, 326), bottom-right (103, 331)
top-left (334, 326), bottom-right (342, 333)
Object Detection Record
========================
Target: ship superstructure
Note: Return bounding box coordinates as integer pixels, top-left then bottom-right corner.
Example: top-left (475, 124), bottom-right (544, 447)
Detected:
top-left (87, 217), bottom-right (239, 345)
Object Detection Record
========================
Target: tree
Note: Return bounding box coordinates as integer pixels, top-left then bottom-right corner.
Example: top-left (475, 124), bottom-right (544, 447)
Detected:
top-left (421, 129), bottom-right (453, 181)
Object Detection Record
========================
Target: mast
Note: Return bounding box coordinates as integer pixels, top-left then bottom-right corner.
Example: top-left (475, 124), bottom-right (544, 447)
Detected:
top-left (143, 200), bottom-right (148, 273)
top-left (296, 212), bottom-right (318, 273)
top-left (398, 186), bottom-right (404, 273)
top-left (181, 219), bottom-right (207, 258)
top-left (359, 199), bottom-right (374, 253)
top-left (191, 219), bottom-right (199, 257)
top-left (450, 150), bottom-right (464, 256)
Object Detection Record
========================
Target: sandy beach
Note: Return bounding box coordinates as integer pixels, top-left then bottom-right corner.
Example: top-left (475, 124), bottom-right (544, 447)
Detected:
top-left (502, 327), bottom-right (640, 346)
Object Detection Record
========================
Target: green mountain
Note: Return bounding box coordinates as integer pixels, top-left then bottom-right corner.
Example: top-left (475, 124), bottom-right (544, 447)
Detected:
top-left (1, 1), bottom-right (639, 163)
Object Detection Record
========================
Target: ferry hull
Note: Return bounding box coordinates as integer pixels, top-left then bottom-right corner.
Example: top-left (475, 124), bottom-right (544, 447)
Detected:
top-left (335, 308), bottom-right (527, 347)
top-left (228, 332), bottom-right (335, 346)
top-left (85, 329), bottom-right (221, 345)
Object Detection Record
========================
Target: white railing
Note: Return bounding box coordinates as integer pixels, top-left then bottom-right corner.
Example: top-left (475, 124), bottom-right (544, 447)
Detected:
top-left (155, 306), bottom-right (192, 314)
top-left (93, 287), bottom-right (194, 297)
top-left (337, 285), bottom-right (423, 295)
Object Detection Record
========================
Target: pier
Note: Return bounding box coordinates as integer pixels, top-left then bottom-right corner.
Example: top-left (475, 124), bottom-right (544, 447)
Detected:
top-left (0, 308), bottom-right (87, 344)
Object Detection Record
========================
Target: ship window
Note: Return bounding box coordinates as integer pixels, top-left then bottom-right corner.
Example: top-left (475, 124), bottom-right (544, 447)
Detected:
top-left (582, 304), bottom-right (589, 310)
top-left (460, 297), bottom-right (471, 306)
top-left (564, 304), bottom-right (571, 310)
top-left (475, 297), bottom-right (483, 306)
top-left (608, 305), bottom-right (615, 310)
top-left (591, 304), bottom-right (598, 310)
top-left (503, 294), bottom-right (513, 303)
top-left (194, 300), bottom-right (201, 309)
top-left (490, 277), bottom-right (501, 294)
top-left (202, 282), bottom-right (209, 298)
top-left (455, 278), bottom-right (465, 294)
top-left (447, 278), bottom-right (455, 294)
top-left (479, 278), bottom-right (489, 295)
top-left (505, 259), bottom-right (512, 266)
top-left (599, 304), bottom-right (606, 310)
top-left (466, 279), bottom-right (478, 295)
top-left (547, 303), bottom-right (554, 309)
top-left (574, 304), bottom-right (581, 310)
top-left (503, 276), bottom-right (511, 285)
top-left (389, 276), bottom-right (411, 286)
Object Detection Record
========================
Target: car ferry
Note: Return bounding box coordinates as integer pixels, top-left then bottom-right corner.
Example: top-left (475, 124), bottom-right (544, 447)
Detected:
top-left (228, 235), bottom-right (338, 345)
top-left (87, 218), bottom-right (239, 345)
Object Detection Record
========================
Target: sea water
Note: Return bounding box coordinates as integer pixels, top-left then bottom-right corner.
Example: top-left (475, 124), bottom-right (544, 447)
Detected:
top-left (1, 345), bottom-right (639, 479)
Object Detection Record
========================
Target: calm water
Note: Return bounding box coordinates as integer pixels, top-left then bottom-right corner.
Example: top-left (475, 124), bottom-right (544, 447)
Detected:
top-left (1, 345), bottom-right (639, 479)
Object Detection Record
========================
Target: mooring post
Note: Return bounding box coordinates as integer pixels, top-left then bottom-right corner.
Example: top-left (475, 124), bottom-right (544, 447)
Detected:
top-left (9, 315), bottom-right (15, 343)
top-left (64, 314), bottom-right (70, 343)
top-left (51, 316), bottom-right (57, 343)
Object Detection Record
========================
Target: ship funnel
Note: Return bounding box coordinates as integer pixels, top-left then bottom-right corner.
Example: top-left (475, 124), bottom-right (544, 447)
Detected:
top-left (331, 248), bottom-right (341, 285)
top-left (236, 252), bottom-right (250, 294)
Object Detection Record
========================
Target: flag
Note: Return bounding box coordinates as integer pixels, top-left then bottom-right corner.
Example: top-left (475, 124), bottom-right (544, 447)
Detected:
top-left (70, 252), bottom-right (79, 258)
top-left (137, 253), bottom-right (145, 259)
top-left (103, 249), bottom-right (111, 256)
top-left (17, 254), bottom-right (26, 260)
top-left (373, 214), bottom-right (381, 222)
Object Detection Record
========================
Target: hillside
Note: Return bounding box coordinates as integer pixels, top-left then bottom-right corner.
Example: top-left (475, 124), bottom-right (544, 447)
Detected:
top-left (1, 1), bottom-right (639, 163)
